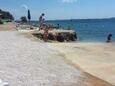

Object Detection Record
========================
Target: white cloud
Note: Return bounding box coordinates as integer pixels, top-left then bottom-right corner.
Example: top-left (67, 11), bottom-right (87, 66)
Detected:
top-left (62, 0), bottom-right (77, 3)
top-left (21, 4), bottom-right (28, 10)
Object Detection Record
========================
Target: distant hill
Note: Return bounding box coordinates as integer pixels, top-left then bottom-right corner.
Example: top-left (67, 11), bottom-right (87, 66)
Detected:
top-left (0, 9), bottom-right (14, 21)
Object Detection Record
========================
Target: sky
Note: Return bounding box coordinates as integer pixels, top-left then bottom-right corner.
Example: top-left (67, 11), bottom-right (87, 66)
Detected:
top-left (0, 0), bottom-right (115, 20)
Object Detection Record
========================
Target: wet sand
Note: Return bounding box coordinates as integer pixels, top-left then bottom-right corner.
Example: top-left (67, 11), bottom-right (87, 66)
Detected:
top-left (51, 43), bottom-right (115, 85)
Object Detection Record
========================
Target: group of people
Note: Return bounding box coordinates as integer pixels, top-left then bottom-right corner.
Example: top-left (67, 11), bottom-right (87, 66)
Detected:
top-left (38, 13), bottom-right (113, 43)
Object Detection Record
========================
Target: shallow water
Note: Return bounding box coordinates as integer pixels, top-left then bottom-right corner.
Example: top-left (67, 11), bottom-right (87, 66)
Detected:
top-left (31, 19), bottom-right (115, 42)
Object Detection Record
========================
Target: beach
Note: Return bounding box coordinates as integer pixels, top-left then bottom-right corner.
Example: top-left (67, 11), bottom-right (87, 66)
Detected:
top-left (51, 43), bottom-right (115, 85)
top-left (0, 22), bottom-right (16, 31)
top-left (0, 23), bottom-right (114, 86)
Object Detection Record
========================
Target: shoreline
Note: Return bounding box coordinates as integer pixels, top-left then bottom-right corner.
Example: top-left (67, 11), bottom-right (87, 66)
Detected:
top-left (50, 42), bottom-right (115, 85)
top-left (0, 23), bottom-right (114, 86)
top-left (15, 23), bottom-right (115, 85)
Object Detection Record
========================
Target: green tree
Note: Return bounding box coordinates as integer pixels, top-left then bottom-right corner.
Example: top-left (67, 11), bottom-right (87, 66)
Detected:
top-left (27, 9), bottom-right (31, 24)
top-left (20, 16), bottom-right (27, 23)
top-left (0, 9), bottom-right (14, 21)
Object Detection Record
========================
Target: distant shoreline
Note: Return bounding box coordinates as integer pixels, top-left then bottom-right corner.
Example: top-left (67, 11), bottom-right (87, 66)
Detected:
top-left (47, 17), bottom-right (115, 21)
top-left (15, 17), bottom-right (115, 22)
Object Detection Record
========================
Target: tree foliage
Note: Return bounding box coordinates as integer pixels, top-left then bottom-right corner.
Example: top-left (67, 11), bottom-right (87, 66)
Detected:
top-left (20, 16), bottom-right (27, 23)
top-left (28, 10), bottom-right (31, 21)
top-left (0, 9), bottom-right (14, 21)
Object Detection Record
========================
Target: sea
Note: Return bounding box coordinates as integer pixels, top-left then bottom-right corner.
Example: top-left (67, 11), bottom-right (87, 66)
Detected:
top-left (31, 18), bottom-right (115, 42)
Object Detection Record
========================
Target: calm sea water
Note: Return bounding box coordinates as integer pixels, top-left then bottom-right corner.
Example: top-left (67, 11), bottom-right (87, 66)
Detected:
top-left (31, 19), bottom-right (115, 42)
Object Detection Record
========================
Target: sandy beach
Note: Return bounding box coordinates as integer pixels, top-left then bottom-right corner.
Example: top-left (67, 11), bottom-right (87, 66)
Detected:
top-left (0, 23), bottom-right (114, 86)
top-left (51, 43), bottom-right (115, 85)
top-left (0, 22), bottom-right (16, 31)
top-left (1, 0), bottom-right (115, 85)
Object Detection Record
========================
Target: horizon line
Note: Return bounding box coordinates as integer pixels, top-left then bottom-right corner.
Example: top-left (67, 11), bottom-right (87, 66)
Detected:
top-left (15, 17), bottom-right (115, 21)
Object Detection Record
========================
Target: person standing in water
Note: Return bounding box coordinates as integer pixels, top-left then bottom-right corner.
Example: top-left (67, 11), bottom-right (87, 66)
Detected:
top-left (39, 13), bottom-right (45, 30)
top-left (107, 33), bottom-right (112, 43)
